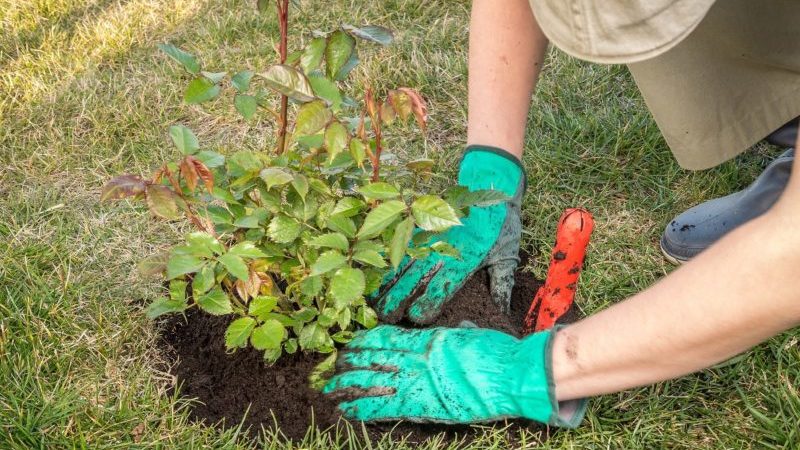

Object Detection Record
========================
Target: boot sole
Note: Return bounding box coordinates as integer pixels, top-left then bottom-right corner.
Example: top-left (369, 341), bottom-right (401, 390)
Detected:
top-left (659, 236), bottom-right (689, 266)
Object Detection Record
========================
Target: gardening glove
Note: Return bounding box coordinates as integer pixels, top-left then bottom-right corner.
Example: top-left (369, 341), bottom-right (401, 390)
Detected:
top-left (373, 146), bottom-right (525, 324)
top-left (322, 325), bottom-right (587, 426)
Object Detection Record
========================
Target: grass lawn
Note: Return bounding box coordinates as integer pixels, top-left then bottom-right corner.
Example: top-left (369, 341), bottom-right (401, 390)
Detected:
top-left (2, 0), bottom-right (799, 448)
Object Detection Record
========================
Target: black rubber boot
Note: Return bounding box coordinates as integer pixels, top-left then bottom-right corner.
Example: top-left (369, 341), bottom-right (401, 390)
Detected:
top-left (661, 144), bottom-right (795, 265)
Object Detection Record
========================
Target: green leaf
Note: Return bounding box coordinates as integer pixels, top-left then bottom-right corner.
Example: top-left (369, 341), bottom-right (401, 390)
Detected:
top-left (293, 307), bottom-right (317, 323)
top-left (232, 207), bottom-right (269, 229)
top-left (332, 330), bottom-right (355, 344)
top-left (354, 240), bottom-right (385, 253)
top-left (300, 37), bottom-right (326, 73)
top-left (407, 246), bottom-right (431, 259)
top-left (355, 306), bottom-right (378, 328)
top-left (261, 64), bottom-right (315, 102)
top-left (195, 150), bottom-right (225, 168)
top-left (342, 24), bottom-right (394, 45)
top-left (390, 216), bottom-right (414, 269)
top-left (353, 249), bottom-right (387, 268)
top-left (225, 317), bottom-right (256, 349)
top-left (297, 134), bottom-right (324, 149)
top-left (202, 71), bottom-right (226, 83)
top-left (326, 215), bottom-right (356, 238)
top-left (331, 197), bottom-right (365, 218)
top-left (267, 215), bottom-right (301, 244)
top-left (234, 94), bottom-right (258, 120)
top-left (291, 174), bottom-right (309, 200)
top-left (411, 195), bottom-right (461, 231)
top-left (294, 100), bottom-right (332, 136)
top-left (168, 125), bottom-right (199, 155)
top-left (259, 167), bottom-right (294, 190)
top-left (310, 250), bottom-right (346, 276)
top-left (349, 139), bottom-right (366, 168)
top-left (284, 338), bottom-right (298, 354)
top-left (145, 297), bottom-right (187, 319)
top-left (218, 253), bottom-right (249, 280)
top-left (192, 264), bottom-right (215, 295)
top-left (249, 295), bottom-right (278, 321)
top-left (169, 280), bottom-right (188, 302)
top-left (158, 43), bottom-right (200, 74)
top-left (231, 70), bottom-right (254, 92)
top-left (335, 49), bottom-right (359, 81)
top-left (329, 267), bottom-right (365, 306)
top-left (186, 232), bottom-right (224, 257)
top-left (307, 232), bottom-right (349, 251)
top-left (357, 200), bottom-right (406, 238)
top-left (146, 185), bottom-right (181, 220)
top-left (300, 276), bottom-right (323, 297)
top-left (308, 353), bottom-right (336, 390)
top-left (431, 241), bottom-right (461, 259)
top-left (326, 30), bottom-right (355, 79)
top-left (196, 287), bottom-right (233, 315)
top-left (184, 77), bottom-right (221, 104)
top-left (412, 230), bottom-right (438, 246)
top-left (308, 74), bottom-right (342, 110)
top-left (357, 182), bottom-right (400, 200)
top-left (137, 253), bottom-right (168, 277)
top-left (166, 254), bottom-right (204, 279)
top-left (100, 175), bottom-right (146, 202)
top-left (251, 320), bottom-right (285, 350)
top-left (299, 322), bottom-right (332, 351)
top-left (324, 121), bottom-right (348, 162)
top-left (406, 158), bottom-right (435, 173)
top-left (228, 242), bottom-right (268, 258)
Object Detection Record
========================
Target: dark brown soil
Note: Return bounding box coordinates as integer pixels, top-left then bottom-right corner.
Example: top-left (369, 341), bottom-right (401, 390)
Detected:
top-left (157, 253), bottom-right (582, 444)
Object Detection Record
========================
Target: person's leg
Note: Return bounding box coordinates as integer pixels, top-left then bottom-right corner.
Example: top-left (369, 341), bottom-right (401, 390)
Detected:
top-left (660, 118), bottom-right (798, 265)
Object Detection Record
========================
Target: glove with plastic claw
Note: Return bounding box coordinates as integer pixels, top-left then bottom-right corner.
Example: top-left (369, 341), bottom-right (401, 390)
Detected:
top-left (322, 325), bottom-right (587, 426)
top-left (373, 146), bottom-right (525, 324)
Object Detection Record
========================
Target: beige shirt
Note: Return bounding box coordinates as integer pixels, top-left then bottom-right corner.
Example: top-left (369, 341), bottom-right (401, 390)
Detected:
top-left (530, 0), bottom-right (800, 169)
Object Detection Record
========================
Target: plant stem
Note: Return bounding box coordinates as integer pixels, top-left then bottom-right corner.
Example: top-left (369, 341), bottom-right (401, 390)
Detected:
top-left (276, 0), bottom-right (289, 155)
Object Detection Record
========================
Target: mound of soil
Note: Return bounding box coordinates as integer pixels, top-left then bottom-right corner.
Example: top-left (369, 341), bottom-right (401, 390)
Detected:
top-left (157, 253), bottom-right (581, 444)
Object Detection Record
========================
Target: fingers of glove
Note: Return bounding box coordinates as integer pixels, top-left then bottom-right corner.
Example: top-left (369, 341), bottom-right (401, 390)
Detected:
top-left (322, 370), bottom-right (399, 396)
top-left (346, 325), bottom-right (437, 353)
top-left (487, 259), bottom-right (518, 311)
top-left (373, 257), bottom-right (441, 321)
top-left (337, 348), bottom-right (421, 372)
top-left (406, 263), bottom-right (470, 324)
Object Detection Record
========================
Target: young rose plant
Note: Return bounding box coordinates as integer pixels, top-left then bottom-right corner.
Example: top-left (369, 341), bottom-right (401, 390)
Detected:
top-left (102, 1), bottom-right (509, 366)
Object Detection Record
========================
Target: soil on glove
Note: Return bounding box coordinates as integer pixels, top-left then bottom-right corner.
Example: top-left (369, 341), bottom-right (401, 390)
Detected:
top-left (157, 252), bottom-right (582, 444)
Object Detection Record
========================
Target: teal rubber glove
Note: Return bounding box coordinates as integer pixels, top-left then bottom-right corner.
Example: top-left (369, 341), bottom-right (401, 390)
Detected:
top-left (322, 325), bottom-right (587, 426)
top-left (374, 146), bottom-right (525, 324)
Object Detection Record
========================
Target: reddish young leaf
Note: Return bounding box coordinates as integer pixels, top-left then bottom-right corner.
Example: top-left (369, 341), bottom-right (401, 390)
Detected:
top-left (180, 156), bottom-right (199, 192)
top-left (365, 88), bottom-right (378, 123)
top-left (380, 99), bottom-right (396, 125)
top-left (100, 175), bottom-right (147, 202)
top-left (190, 157), bottom-right (214, 193)
top-left (398, 87), bottom-right (428, 131)
top-left (387, 90), bottom-right (412, 121)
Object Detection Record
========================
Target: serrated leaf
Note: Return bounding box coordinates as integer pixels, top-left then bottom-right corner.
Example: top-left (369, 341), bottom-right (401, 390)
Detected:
top-left (225, 317), bottom-right (256, 349)
top-left (293, 307), bottom-right (317, 323)
top-left (297, 134), bottom-right (324, 149)
top-left (249, 295), bottom-right (278, 321)
top-left (389, 216), bottom-right (414, 268)
top-left (299, 322), bottom-right (332, 352)
top-left (100, 175), bottom-right (146, 202)
top-left (186, 232), bottom-right (224, 257)
top-left (431, 241), bottom-right (461, 259)
top-left (251, 320), bottom-right (285, 350)
top-left (330, 267), bottom-right (365, 306)
top-left (357, 200), bottom-right (406, 238)
top-left (342, 24), bottom-right (394, 45)
top-left (267, 215), bottom-right (301, 244)
top-left (310, 250), bottom-right (346, 276)
top-left (335, 48), bottom-right (359, 81)
top-left (353, 249), bottom-right (387, 268)
top-left (331, 197), bottom-right (365, 218)
top-left (411, 195), bottom-right (461, 231)
top-left (300, 276), bottom-right (323, 297)
top-left (192, 264), bottom-right (215, 295)
top-left (166, 254), bottom-right (204, 279)
top-left (407, 246), bottom-right (431, 259)
top-left (326, 30), bottom-right (355, 79)
top-left (228, 242), bottom-right (268, 258)
top-left (233, 207), bottom-right (268, 229)
top-left (195, 150), bottom-right (224, 168)
top-left (202, 71), bottom-right (226, 83)
top-left (235, 94), bottom-right (258, 120)
top-left (284, 338), bottom-right (298, 354)
top-left (218, 253), bottom-right (249, 280)
top-left (261, 64), bottom-right (315, 102)
top-left (307, 232), bottom-right (349, 251)
top-left (355, 306), bottom-right (378, 328)
top-left (146, 185), bottom-right (181, 220)
top-left (291, 174), bottom-right (309, 200)
top-left (259, 167), bottom-right (294, 190)
top-left (158, 43), bottom-right (200, 74)
top-left (169, 280), bottom-right (187, 302)
top-left (294, 100), bottom-right (332, 136)
top-left (358, 182), bottom-right (400, 200)
top-left (308, 75), bottom-right (342, 110)
top-left (324, 121), bottom-right (348, 162)
top-left (349, 138), bottom-right (366, 168)
top-left (231, 70), bottom-right (254, 92)
top-left (145, 297), bottom-right (187, 319)
top-left (196, 287), bottom-right (232, 315)
top-left (168, 125), bottom-right (199, 155)
top-left (354, 240), bottom-right (385, 253)
top-left (184, 77), bottom-right (221, 104)
top-left (326, 215), bottom-right (356, 237)
top-left (300, 37), bottom-right (326, 73)
top-left (137, 253), bottom-right (168, 277)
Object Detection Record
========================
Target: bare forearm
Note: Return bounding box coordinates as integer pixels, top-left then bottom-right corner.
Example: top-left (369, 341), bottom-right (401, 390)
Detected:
top-left (552, 167), bottom-right (800, 400)
top-left (467, 0), bottom-right (548, 158)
